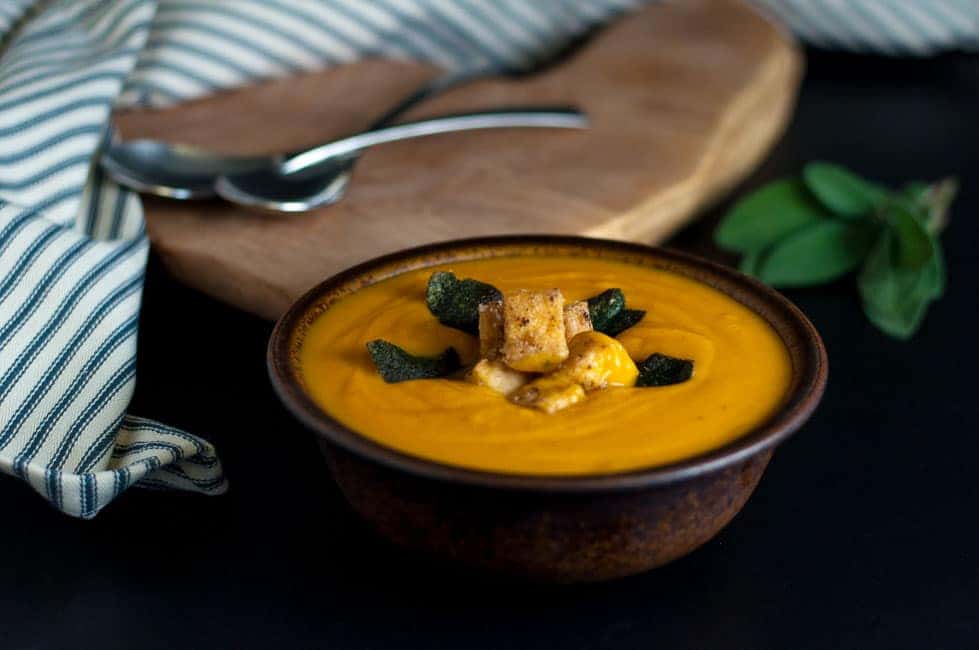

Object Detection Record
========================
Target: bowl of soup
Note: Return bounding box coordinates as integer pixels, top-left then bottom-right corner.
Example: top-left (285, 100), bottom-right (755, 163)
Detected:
top-left (268, 236), bottom-right (827, 582)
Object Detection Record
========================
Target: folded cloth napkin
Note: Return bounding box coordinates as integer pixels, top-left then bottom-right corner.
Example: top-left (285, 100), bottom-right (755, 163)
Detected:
top-left (0, 1), bottom-right (224, 519)
top-left (1, 0), bottom-right (976, 519)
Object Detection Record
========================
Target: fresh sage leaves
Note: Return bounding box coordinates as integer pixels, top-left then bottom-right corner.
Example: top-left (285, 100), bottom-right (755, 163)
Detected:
top-left (714, 179), bottom-right (826, 252)
top-left (858, 228), bottom-right (944, 339)
top-left (802, 163), bottom-right (888, 218)
top-left (715, 162), bottom-right (956, 339)
top-left (756, 219), bottom-right (878, 287)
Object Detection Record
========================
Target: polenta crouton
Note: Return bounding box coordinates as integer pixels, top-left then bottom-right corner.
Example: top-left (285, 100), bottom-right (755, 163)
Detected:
top-left (562, 301), bottom-right (593, 342)
top-left (511, 378), bottom-right (586, 414)
top-left (466, 359), bottom-right (529, 395)
top-left (551, 331), bottom-right (638, 390)
top-left (507, 331), bottom-right (638, 413)
top-left (502, 289), bottom-right (569, 372)
top-left (477, 300), bottom-right (504, 359)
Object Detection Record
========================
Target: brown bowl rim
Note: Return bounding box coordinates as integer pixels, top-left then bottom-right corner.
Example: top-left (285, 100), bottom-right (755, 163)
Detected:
top-left (268, 235), bottom-right (827, 493)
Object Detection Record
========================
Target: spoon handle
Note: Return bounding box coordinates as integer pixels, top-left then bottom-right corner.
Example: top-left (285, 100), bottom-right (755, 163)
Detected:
top-left (278, 108), bottom-right (588, 176)
top-left (365, 64), bottom-right (499, 130)
top-left (276, 65), bottom-right (503, 174)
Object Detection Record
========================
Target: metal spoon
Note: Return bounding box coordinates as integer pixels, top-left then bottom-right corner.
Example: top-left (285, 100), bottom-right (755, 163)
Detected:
top-left (221, 62), bottom-right (587, 212)
top-left (100, 67), bottom-right (497, 201)
top-left (99, 139), bottom-right (268, 200)
top-left (214, 108), bottom-right (587, 212)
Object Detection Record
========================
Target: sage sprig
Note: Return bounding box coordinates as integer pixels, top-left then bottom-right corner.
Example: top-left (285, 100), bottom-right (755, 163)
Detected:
top-left (715, 162), bottom-right (956, 339)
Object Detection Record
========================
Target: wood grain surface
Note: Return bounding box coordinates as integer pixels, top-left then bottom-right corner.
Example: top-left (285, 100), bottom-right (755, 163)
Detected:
top-left (117, 0), bottom-right (802, 320)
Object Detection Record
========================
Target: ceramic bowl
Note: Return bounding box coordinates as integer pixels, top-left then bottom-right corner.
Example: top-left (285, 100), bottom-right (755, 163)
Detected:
top-left (268, 236), bottom-right (827, 582)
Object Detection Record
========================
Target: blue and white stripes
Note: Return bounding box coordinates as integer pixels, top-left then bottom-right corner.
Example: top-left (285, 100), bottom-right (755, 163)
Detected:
top-left (1, 0), bottom-right (978, 518)
top-left (0, 0), bottom-right (153, 222)
top-left (0, 0), bottom-right (225, 518)
top-left (0, 0), bottom-right (647, 518)
top-left (114, 0), bottom-right (979, 109)
top-left (118, 0), bottom-right (645, 107)
top-left (752, 0), bottom-right (978, 55)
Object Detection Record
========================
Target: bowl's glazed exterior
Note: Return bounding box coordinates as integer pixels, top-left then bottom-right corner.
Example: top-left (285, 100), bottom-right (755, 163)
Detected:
top-left (268, 237), bottom-right (827, 582)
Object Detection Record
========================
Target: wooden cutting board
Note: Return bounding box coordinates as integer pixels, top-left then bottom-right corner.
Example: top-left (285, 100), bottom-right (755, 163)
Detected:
top-left (118, 0), bottom-right (802, 321)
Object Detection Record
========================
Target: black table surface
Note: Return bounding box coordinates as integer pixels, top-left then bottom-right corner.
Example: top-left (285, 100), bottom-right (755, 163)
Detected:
top-left (2, 50), bottom-right (977, 650)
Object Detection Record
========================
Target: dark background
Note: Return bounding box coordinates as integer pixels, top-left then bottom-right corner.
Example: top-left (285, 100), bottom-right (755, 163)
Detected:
top-left (1, 50), bottom-right (977, 650)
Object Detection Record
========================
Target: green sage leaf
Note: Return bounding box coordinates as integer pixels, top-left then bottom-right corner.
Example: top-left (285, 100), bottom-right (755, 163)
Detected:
top-left (587, 289), bottom-right (645, 336)
top-left (757, 219), bottom-right (878, 287)
top-left (426, 272), bottom-right (502, 335)
top-left (900, 181), bottom-right (930, 208)
top-left (803, 162), bottom-right (888, 218)
top-left (715, 164), bottom-right (954, 341)
top-left (602, 309), bottom-right (646, 337)
top-left (885, 201), bottom-right (933, 269)
top-left (899, 178), bottom-right (957, 234)
top-left (636, 353), bottom-right (694, 387)
top-left (921, 232), bottom-right (946, 299)
top-left (367, 340), bottom-right (461, 383)
top-left (715, 179), bottom-right (830, 253)
top-left (588, 289), bottom-right (646, 336)
top-left (923, 178), bottom-right (958, 233)
top-left (586, 288), bottom-right (625, 333)
top-left (857, 229), bottom-right (939, 340)
top-left (739, 250), bottom-right (765, 277)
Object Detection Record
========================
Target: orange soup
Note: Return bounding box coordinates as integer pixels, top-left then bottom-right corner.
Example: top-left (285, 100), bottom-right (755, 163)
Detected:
top-left (298, 256), bottom-right (792, 475)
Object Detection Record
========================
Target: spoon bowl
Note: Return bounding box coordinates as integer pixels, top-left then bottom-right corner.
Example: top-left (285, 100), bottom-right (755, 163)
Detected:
top-left (214, 159), bottom-right (353, 212)
top-left (100, 139), bottom-right (268, 199)
top-left (101, 68), bottom-right (495, 202)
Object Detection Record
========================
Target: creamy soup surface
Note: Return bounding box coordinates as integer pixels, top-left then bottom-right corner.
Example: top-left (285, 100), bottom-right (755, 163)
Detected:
top-left (298, 256), bottom-right (792, 475)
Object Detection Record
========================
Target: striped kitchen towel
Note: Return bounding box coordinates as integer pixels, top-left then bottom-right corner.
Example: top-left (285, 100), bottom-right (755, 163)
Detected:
top-left (752, 0), bottom-right (979, 55)
top-left (0, 0), bottom-right (226, 519)
top-left (0, 0), bottom-right (640, 518)
top-left (1, 0), bottom-right (977, 519)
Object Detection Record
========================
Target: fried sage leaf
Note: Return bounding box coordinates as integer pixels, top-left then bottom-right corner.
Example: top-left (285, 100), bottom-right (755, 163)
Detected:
top-left (367, 340), bottom-right (461, 383)
top-left (635, 353), bottom-right (694, 387)
top-left (586, 288), bottom-right (625, 332)
top-left (602, 309), bottom-right (646, 337)
top-left (426, 271), bottom-right (502, 335)
top-left (587, 289), bottom-right (645, 336)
